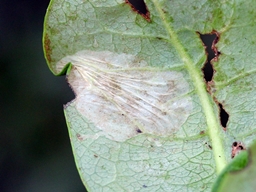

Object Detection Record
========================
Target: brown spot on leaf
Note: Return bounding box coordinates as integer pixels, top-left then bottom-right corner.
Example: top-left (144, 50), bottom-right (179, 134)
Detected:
top-left (200, 130), bottom-right (205, 135)
top-left (44, 34), bottom-right (52, 63)
top-left (125, 0), bottom-right (150, 22)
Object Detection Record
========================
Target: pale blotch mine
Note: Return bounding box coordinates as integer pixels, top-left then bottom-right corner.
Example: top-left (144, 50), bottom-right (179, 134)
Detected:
top-left (58, 50), bottom-right (193, 142)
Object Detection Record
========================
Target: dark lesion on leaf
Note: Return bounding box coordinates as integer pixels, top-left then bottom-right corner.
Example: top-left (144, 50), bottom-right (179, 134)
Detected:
top-left (232, 141), bottom-right (246, 158)
top-left (125, 0), bottom-right (150, 22)
top-left (205, 142), bottom-right (212, 150)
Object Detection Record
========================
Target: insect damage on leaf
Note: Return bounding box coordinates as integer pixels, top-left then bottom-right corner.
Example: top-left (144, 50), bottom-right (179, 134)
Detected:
top-left (219, 103), bottom-right (229, 129)
top-left (58, 50), bottom-right (192, 142)
top-left (125, 0), bottom-right (150, 22)
top-left (232, 142), bottom-right (246, 158)
top-left (199, 31), bottom-right (229, 131)
top-left (199, 33), bottom-right (216, 82)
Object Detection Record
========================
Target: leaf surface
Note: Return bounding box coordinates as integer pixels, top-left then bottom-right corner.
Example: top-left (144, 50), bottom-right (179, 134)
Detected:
top-left (43, 0), bottom-right (256, 191)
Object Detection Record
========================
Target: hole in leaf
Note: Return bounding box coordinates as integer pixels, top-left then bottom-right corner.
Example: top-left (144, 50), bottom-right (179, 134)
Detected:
top-left (202, 61), bottom-right (214, 82)
top-left (136, 128), bottom-right (142, 133)
top-left (125, 0), bottom-right (150, 21)
top-left (233, 142), bottom-right (238, 147)
top-left (231, 141), bottom-right (246, 158)
top-left (219, 103), bottom-right (229, 128)
top-left (199, 31), bottom-right (220, 82)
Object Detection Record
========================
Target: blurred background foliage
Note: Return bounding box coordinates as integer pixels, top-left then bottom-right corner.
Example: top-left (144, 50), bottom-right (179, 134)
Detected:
top-left (0, 0), bottom-right (86, 191)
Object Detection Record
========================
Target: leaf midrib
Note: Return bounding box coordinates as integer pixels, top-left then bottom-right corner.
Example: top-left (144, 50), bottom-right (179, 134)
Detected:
top-left (152, 0), bottom-right (227, 173)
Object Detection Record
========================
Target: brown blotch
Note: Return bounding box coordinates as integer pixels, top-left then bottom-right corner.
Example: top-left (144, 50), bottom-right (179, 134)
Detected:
top-left (125, 0), bottom-right (150, 22)
top-left (231, 141), bottom-right (246, 158)
top-left (44, 34), bottom-right (52, 63)
top-left (94, 154), bottom-right (98, 158)
top-left (200, 130), bottom-right (205, 135)
top-left (205, 142), bottom-right (212, 150)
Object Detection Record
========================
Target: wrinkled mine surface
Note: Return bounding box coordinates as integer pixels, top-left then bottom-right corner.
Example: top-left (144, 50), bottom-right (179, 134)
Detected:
top-left (58, 50), bottom-right (192, 141)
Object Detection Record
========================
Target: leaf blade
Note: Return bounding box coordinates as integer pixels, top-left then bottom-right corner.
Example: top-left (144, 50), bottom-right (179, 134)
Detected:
top-left (43, 0), bottom-right (256, 191)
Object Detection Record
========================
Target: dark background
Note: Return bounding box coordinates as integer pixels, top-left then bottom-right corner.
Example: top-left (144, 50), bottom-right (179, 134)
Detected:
top-left (0, 0), bottom-right (86, 191)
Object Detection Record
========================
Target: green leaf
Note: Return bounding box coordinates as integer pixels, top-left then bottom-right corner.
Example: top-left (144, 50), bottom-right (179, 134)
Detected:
top-left (43, 0), bottom-right (256, 191)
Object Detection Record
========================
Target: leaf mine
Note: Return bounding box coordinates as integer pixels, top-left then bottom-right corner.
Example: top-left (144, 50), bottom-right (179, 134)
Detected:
top-left (58, 50), bottom-right (193, 142)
